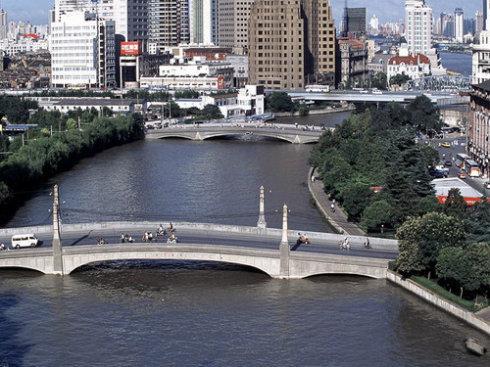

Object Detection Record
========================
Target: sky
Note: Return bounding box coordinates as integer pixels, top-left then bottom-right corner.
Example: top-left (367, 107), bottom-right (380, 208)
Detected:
top-left (0, 0), bottom-right (483, 26)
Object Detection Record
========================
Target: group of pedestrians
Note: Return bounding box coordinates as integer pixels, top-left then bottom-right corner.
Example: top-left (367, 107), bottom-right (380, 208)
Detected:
top-left (339, 236), bottom-right (350, 251)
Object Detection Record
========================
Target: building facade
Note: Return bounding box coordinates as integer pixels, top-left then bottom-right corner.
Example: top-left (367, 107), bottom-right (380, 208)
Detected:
top-left (216, 0), bottom-right (253, 53)
top-left (337, 38), bottom-right (368, 88)
top-left (472, 31), bottom-right (490, 84)
top-left (387, 53), bottom-right (431, 83)
top-left (248, 0), bottom-right (336, 89)
top-left (405, 0), bottom-right (432, 55)
top-left (50, 11), bottom-right (116, 88)
top-left (454, 8), bottom-right (463, 42)
top-left (345, 8), bottom-right (366, 38)
top-left (148, 0), bottom-right (189, 52)
top-left (189, 0), bottom-right (217, 44)
top-left (469, 80), bottom-right (490, 176)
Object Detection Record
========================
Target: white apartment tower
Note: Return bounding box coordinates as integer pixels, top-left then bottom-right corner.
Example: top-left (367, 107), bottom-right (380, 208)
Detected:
top-left (54, 0), bottom-right (148, 43)
top-left (454, 8), bottom-right (463, 43)
top-left (51, 11), bottom-right (116, 88)
top-left (405, 0), bottom-right (432, 55)
top-left (148, 0), bottom-right (190, 52)
top-left (189, 0), bottom-right (217, 44)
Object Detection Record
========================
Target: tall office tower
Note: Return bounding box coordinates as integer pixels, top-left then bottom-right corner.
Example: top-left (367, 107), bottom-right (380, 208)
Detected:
top-left (345, 8), bottom-right (366, 38)
top-left (454, 8), bottom-right (463, 42)
top-left (248, 0), bottom-right (336, 89)
top-left (405, 0), bottom-right (432, 55)
top-left (0, 9), bottom-right (7, 40)
top-left (148, 0), bottom-right (189, 52)
top-left (434, 16), bottom-right (441, 35)
top-left (189, 0), bottom-right (217, 44)
top-left (51, 11), bottom-right (116, 88)
top-left (217, 0), bottom-right (254, 52)
top-left (485, 0), bottom-right (490, 30)
top-left (369, 14), bottom-right (379, 35)
top-left (54, 0), bottom-right (148, 43)
top-left (476, 11), bottom-right (484, 36)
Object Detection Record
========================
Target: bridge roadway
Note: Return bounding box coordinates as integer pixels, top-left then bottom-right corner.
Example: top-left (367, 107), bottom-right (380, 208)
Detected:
top-left (0, 222), bottom-right (398, 279)
top-left (145, 123), bottom-right (324, 144)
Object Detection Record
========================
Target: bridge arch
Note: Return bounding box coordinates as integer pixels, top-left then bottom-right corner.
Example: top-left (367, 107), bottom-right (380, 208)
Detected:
top-left (0, 263), bottom-right (47, 274)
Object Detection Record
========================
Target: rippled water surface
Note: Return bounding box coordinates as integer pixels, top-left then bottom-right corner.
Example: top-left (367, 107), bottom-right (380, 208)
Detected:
top-left (2, 111), bottom-right (489, 366)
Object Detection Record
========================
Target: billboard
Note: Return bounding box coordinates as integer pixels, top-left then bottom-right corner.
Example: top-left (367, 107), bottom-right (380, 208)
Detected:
top-left (217, 76), bottom-right (225, 89)
top-left (121, 41), bottom-right (141, 56)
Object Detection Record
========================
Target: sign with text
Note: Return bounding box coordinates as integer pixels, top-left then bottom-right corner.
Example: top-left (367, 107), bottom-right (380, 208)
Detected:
top-left (121, 41), bottom-right (141, 55)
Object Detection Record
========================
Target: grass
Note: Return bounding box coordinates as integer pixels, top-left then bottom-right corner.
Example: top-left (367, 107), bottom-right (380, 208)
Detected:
top-left (410, 276), bottom-right (485, 312)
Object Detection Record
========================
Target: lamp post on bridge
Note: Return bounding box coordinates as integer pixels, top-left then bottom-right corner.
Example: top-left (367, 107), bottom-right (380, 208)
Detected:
top-left (257, 186), bottom-right (267, 228)
top-left (52, 184), bottom-right (63, 275)
top-left (279, 204), bottom-right (290, 278)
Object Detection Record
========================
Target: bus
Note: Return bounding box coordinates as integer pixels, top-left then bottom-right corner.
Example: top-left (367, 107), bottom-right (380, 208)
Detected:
top-left (455, 153), bottom-right (471, 169)
top-left (305, 85), bottom-right (330, 93)
top-left (464, 159), bottom-right (482, 177)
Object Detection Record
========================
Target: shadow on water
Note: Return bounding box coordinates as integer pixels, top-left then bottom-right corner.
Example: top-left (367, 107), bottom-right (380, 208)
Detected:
top-left (0, 293), bottom-right (32, 367)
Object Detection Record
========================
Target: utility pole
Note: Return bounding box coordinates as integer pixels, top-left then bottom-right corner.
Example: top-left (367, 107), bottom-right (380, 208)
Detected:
top-left (52, 184), bottom-right (63, 275)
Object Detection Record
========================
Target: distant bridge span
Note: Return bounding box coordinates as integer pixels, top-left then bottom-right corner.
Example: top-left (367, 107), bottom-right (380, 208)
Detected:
top-left (145, 125), bottom-right (323, 144)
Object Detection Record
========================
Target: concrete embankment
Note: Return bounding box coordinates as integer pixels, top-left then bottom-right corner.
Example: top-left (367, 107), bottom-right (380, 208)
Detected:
top-left (387, 270), bottom-right (490, 336)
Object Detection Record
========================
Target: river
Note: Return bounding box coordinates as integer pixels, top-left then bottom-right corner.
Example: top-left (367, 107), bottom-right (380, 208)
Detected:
top-left (1, 111), bottom-right (489, 366)
top-left (439, 52), bottom-right (472, 77)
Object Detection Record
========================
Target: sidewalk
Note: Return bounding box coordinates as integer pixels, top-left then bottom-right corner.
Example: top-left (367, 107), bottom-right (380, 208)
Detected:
top-left (308, 168), bottom-right (365, 236)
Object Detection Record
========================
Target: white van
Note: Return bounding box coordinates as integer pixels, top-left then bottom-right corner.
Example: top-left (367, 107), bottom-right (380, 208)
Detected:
top-left (11, 234), bottom-right (39, 249)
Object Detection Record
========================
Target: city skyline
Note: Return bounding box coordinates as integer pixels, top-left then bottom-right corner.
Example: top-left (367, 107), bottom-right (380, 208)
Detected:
top-left (0, 0), bottom-right (482, 28)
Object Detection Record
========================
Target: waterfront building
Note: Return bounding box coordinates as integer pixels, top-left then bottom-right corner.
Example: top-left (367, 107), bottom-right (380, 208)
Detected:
top-left (476, 11), bottom-right (484, 37)
top-left (248, 0), bottom-right (336, 89)
top-left (454, 8), bottom-right (464, 43)
top-left (148, 0), bottom-right (189, 52)
top-left (405, 0), bottom-right (432, 55)
top-left (50, 11), bottom-right (116, 88)
top-left (337, 37), bottom-right (369, 88)
top-left (472, 31), bottom-right (490, 84)
top-left (387, 52), bottom-right (431, 85)
top-left (29, 97), bottom-right (144, 115)
top-left (469, 80), bottom-right (490, 176)
top-left (139, 56), bottom-right (234, 89)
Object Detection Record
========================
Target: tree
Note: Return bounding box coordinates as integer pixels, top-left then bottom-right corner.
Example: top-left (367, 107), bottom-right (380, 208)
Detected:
top-left (266, 92), bottom-right (295, 112)
top-left (464, 198), bottom-right (490, 244)
top-left (396, 212), bottom-right (466, 278)
top-left (370, 72), bottom-right (387, 90)
top-left (415, 195), bottom-right (441, 216)
top-left (341, 183), bottom-right (373, 220)
top-left (406, 95), bottom-right (442, 132)
top-left (442, 188), bottom-right (467, 218)
top-left (361, 199), bottom-right (393, 232)
top-left (66, 118), bottom-right (77, 130)
top-left (200, 104), bottom-right (223, 120)
top-left (436, 247), bottom-right (468, 297)
top-left (458, 243), bottom-right (490, 297)
top-left (389, 73), bottom-right (410, 86)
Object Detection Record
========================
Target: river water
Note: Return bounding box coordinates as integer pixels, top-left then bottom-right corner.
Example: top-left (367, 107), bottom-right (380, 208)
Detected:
top-left (2, 112), bottom-right (489, 366)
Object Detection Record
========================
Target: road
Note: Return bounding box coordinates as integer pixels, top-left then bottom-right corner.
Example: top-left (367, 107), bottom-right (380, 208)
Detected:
top-left (0, 227), bottom-right (398, 260)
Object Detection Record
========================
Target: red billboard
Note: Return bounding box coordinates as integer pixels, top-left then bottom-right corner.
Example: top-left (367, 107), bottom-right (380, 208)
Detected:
top-left (217, 76), bottom-right (225, 89)
top-left (121, 41), bottom-right (141, 55)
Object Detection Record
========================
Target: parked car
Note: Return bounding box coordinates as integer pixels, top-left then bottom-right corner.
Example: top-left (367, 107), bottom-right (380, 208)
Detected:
top-left (444, 160), bottom-right (452, 167)
top-left (485, 182), bottom-right (490, 190)
top-left (458, 173), bottom-right (467, 179)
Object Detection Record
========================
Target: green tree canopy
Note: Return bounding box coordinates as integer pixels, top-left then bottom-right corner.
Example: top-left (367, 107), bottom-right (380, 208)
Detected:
top-left (266, 92), bottom-right (295, 112)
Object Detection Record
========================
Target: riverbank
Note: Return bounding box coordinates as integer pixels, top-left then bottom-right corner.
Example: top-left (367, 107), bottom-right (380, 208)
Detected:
top-left (307, 167), bottom-right (365, 236)
top-left (275, 104), bottom-right (355, 118)
top-left (387, 270), bottom-right (490, 337)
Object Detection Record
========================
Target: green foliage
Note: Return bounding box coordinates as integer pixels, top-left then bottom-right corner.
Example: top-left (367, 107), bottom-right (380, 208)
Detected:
top-left (341, 183), bottom-right (372, 219)
top-left (396, 212), bottom-right (466, 276)
top-left (266, 92), bottom-right (295, 112)
top-left (369, 72), bottom-right (387, 90)
top-left (406, 95), bottom-right (442, 132)
top-left (442, 188), bottom-right (467, 218)
top-left (0, 97), bottom-right (38, 123)
top-left (389, 73), bottom-right (411, 86)
top-left (415, 195), bottom-right (441, 216)
top-left (361, 199), bottom-right (394, 231)
top-left (464, 198), bottom-right (490, 244)
top-left (174, 90), bottom-right (200, 99)
top-left (65, 118), bottom-right (77, 130)
top-left (0, 114), bottom-right (144, 217)
top-left (199, 104), bottom-right (223, 120)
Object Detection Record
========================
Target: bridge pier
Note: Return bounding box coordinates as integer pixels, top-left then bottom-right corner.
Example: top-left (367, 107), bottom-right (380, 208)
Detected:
top-left (52, 184), bottom-right (64, 275)
top-left (257, 186), bottom-right (267, 228)
top-left (279, 204), bottom-right (290, 278)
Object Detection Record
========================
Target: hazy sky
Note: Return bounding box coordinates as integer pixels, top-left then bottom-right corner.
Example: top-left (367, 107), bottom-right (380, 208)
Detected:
top-left (0, 0), bottom-right (483, 26)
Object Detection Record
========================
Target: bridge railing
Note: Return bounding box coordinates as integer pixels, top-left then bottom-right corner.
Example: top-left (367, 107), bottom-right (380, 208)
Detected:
top-left (0, 221), bottom-right (398, 252)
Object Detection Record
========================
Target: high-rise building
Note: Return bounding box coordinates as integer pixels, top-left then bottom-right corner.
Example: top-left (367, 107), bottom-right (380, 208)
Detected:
top-left (189, 0), bottom-right (217, 44)
top-left (51, 11), bottom-right (116, 88)
top-left (485, 0), bottom-right (490, 30)
top-left (476, 11), bottom-right (484, 37)
top-left (54, 0), bottom-right (148, 44)
top-left (216, 0), bottom-right (253, 53)
top-left (405, 0), bottom-right (432, 55)
top-left (248, 0), bottom-right (336, 89)
top-left (345, 8), bottom-right (366, 38)
top-left (148, 0), bottom-right (189, 52)
top-left (369, 14), bottom-right (379, 35)
top-left (0, 9), bottom-right (7, 40)
top-left (454, 8), bottom-right (463, 42)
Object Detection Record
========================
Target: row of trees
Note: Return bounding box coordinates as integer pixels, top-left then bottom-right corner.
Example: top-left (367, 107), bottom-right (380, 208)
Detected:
top-left (310, 96), bottom-right (442, 232)
top-left (0, 112), bottom-right (144, 223)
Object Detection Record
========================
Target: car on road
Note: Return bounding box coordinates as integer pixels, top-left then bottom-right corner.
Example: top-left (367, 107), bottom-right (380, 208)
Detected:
top-left (485, 182), bottom-right (490, 190)
top-left (458, 173), bottom-right (467, 179)
top-left (11, 234), bottom-right (39, 249)
top-left (440, 142), bottom-right (451, 148)
top-left (444, 160), bottom-right (452, 167)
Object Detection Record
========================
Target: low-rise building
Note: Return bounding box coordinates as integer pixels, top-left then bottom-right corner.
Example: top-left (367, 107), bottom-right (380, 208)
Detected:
top-left (472, 31), bottom-right (490, 84)
top-left (337, 38), bottom-right (369, 88)
top-left (387, 53), bottom-right (431, 84)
